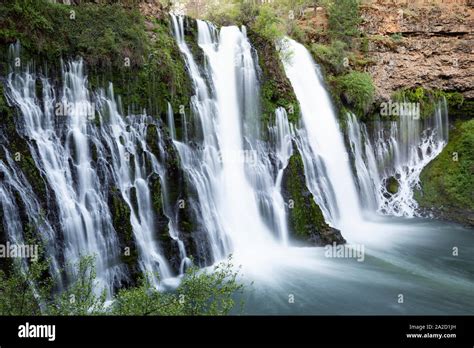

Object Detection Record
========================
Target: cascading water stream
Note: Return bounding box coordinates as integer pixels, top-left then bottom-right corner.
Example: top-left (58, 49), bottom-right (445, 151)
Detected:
top-left (3, 48), bottom-right (186, 294)
top-left (0, 145), bottom-right (60, 278)
top-left (170, 15), bottom-right (293, 264)
top-left (171, 15), bottom-right (229, 262)
top-left (265, 107), bottom-right (293, 245)
top-left (281, 38), bottom-right (450, 227)
top-left (197, 25), bottom-right (276, 253)
top-left (5, 60), bottom-right (126, 296)
top-left (346, 99), bottom-right (449, 217)
top-left (95, 87), bottom-right (173, 285)
top-left (281, 38), bottom-right (364, 231)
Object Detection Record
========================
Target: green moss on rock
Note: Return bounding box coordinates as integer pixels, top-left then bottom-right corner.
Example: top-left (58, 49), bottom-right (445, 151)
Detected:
top-left (391, 87), bottom-right (465, 120)
top-left (415, 119), bottom-right (474, 226)
top-left (108, 187), bottom-right (139, 283)
top-left (247, 31), bottom-right (300, 130)
top-left (281, 145), bottom-right (346, 245)
top-left (0, 1), bottom-right (147, 70)
top-left (385, 176), bottom-right (399, 195)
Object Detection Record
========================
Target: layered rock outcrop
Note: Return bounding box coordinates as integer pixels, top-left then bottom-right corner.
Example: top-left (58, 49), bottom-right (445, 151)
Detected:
top-left (360, 0), bottom-right (473, 101)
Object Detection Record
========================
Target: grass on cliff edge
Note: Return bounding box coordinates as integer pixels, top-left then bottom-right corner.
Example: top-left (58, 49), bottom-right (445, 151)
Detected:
top-left (416, 119), bottom-right (474, 211)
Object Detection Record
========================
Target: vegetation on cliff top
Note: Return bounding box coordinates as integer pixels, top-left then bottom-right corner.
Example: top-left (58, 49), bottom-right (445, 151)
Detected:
top-left (0, 0), bottom-right (147, 69)
top-left (0, 0), bottom-right (191, 116)
top-left (180, 0), bottom-right (376, 121)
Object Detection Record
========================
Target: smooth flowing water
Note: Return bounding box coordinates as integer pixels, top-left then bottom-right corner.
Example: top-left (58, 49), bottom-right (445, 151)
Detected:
top-left (240, 217), bottom-right (474, 314)
top-left (281, 39), bottom-right (364, 231)
top-left (5, 61), bottom-right (126, 296)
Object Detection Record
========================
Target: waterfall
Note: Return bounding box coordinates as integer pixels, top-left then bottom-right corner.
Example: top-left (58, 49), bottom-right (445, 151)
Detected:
top-left (95, 86), bottom-right (174, 285)
top-left (170, 15), bottom-right (292, 263)
top-left (0, 145), bottom-right (60, 278)
top-left (280, 38), bottom-right (450, 227)
top-left (1, 13), bottom-right (456, 308)
top-left (281, 38), bottom-right (364, 230)
top-left (346, 100), bottom-right (449, 217)
top-left (267, 107), bottom-right (293, 244)
top-left (5, 61), bottom-right (127, 296)
top-left (3, 53), bottom-right (186, 294)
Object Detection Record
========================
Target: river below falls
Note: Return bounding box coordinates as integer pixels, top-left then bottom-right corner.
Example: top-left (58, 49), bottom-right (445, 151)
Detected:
top-left (228, 217), bottom-right (474, 315)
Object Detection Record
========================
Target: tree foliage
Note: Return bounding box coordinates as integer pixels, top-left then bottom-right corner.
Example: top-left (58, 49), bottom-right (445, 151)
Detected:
top-left (0, 255), bottom-right (244, 316)
top-left (325, 0), bottom-right (361, 46)
top-left (46, 256), bottom-right (108, 315)
top-left (0, 259), bottom-right (50, 315)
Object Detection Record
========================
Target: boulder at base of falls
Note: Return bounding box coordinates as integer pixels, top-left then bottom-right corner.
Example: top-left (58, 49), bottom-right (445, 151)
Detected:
top-left (281, 147), bottom-right (346, 246)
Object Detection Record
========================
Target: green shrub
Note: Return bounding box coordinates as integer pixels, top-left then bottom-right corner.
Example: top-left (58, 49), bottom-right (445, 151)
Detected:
top-left (390, 32), bottom-right (403, 42)
top-left (47, 256), bottom-right (108, 315)
top-left (311, 40), bottom-right (348, 74)
top-left (0, 259), bottom-right (50, 315)
top-left (252, 5), bottom-right (285, 42)
top-left (0, 254), bottom-right (245, 315)
top-left (334, 71), bottom-right (375, 115)
top-left (204, 0), bottom-right (243, 26)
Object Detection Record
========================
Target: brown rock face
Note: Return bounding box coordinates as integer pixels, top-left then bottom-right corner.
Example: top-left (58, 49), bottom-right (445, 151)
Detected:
top-left (138, 0), bottom-right (166, 20)
top-left (360, 0), bottom-right (473, 101)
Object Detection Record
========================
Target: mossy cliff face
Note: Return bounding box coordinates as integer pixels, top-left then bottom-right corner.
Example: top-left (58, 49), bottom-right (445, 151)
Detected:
top-left (415, 119), bottom-right (474, 227)
top-left (146, 124), bottom-right (211, 270)
top-left (281, 145), bottom-right (345, 246)
top-left (0, 0), bottom-right (191, 118)
top-left (107, 187), bottom-right (138, 285)
top-left (0, 84), bottom-right (64, 254)
top-left (247, 31), bottom-right (300, 128)
top-left (389, 87), bottom-right (467, 121)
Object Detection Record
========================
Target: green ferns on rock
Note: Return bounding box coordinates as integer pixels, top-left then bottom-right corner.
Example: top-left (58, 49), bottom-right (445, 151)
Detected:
top-left (332, 71), bottom-right (375, 117)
